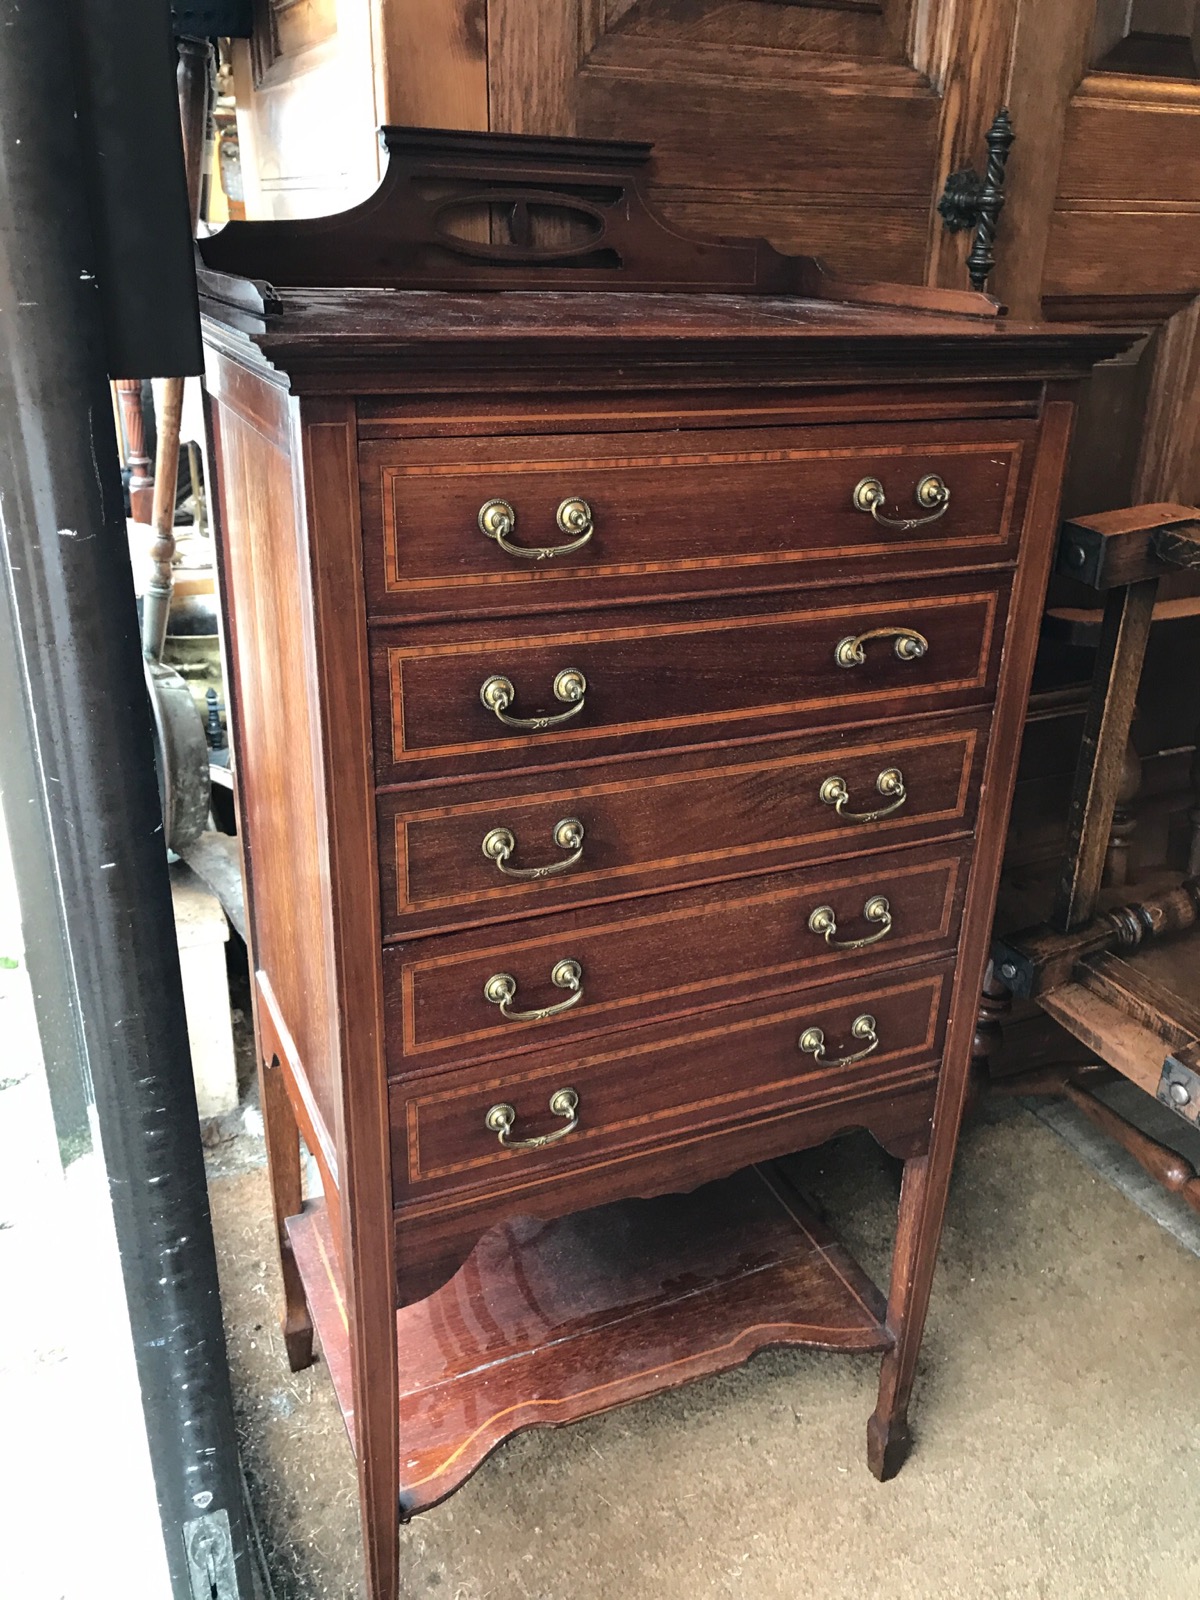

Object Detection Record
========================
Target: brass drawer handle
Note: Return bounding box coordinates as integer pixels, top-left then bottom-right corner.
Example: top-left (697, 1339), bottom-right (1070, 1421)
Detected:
top-left (483, 959), bottom-right (583, 1023)
top-left (480, 668), bottom-right (587, 730)
top-left (485, 1087), bottom-right (580, 1150)
top-left (834, 627), bottom-right (928, 668)
top-left (819, 767), bottom-right (907, 824)
top-left (852, 474), bottom-right (949, 529)
top-left (479, 497), bottom-right (595, 561)
top-left (807, 895), bottom-right (893, 950)
top-left (482, 817), bottom-right (585, 879)
top-left (799, 1013), bottom-right (879, 1068)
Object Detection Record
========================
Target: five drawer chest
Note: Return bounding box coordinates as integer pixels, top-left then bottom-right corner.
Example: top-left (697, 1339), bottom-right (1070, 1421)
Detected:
top-left (199, 128), bottom-right (1127, 1600)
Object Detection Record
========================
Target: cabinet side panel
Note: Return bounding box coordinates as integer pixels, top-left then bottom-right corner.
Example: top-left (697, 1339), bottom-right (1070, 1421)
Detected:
top-left (206, 356), bottom-right (341, 1164)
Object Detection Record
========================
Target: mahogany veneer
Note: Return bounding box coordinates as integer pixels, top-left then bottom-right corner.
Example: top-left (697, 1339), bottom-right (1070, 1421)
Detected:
top-left (374, 578), bottom-right (1009, 784)
top-left (384, 840), bottom-right (970, 1074)
top-left (200, 128), bottom-right (1129, 1600)
top-left (360, 417), bottom-right (1036, 616)
top-left (377, 713), bottom-right (988, 939)
top-left (287, 1164), bottom-right (893, 1517)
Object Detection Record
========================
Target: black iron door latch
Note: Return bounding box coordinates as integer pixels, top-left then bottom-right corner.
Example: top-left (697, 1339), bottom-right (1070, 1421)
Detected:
top-left (937, 108), bottom-right (1015, 293)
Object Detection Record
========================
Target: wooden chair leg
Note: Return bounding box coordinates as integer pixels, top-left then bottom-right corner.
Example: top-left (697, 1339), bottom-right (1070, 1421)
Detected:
top-left (259, 1052), bottom-right (315, 1371)
top-left (1064, 1082), bottom-right (1200, 1214)
top-left (867, 1152), bottom-right (931, 1480)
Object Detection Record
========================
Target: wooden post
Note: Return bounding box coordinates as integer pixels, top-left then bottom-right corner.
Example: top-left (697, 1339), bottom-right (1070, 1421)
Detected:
top-left (1053, 579), bottom-right (1158, 930)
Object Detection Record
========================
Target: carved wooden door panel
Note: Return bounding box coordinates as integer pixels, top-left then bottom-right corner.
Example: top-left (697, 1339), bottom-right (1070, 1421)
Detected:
top-left (379, 0), bottom-right (1020, 289)
top-left (996, 0), bottom-right (1200, 508)
top-left (487, 0), bottom-right (923, 280)
top-left (422, 0), bottom-right (1196, 497)
top-left (476, 0), bottom-right (1008, 285)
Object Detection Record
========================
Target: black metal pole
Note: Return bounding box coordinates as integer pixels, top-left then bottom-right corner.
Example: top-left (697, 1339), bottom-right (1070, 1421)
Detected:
top-left (0, 4), bottom-right (252, 1595)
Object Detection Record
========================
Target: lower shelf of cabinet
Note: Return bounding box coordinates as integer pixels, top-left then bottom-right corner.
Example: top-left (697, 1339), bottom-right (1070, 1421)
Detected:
top-left (286, 1162), bottom-right (893, 1516)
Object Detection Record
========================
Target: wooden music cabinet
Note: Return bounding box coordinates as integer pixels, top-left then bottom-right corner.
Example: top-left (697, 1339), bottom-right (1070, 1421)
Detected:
top-left (199, 129), bottom-right (1126, 1599)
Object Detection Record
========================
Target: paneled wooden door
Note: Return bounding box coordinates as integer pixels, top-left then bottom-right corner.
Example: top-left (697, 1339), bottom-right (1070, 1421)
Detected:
top-left (232, 1), bottom-right (1198, 505)
top-left (382, 0), bottom-right (1018, 288)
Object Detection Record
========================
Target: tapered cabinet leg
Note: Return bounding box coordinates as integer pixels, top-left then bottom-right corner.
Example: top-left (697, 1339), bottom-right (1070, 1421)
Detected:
top-left (867, 1152), bottom-right (932, 1481)
top-left (259, 1052), bottom-right (315, 1372)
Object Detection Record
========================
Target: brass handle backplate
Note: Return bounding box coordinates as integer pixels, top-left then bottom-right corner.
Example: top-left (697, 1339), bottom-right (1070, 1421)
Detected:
top-left (835, 628), bottom-right (928, 669)
top-left (479, 497), bottom-right (595, 561)
top-left (799, 1013), bottom-right (879, 1068)
top-left (480, 668), bottom-right (587, 730)
top-left (485, 1087), bottom-right (580, 1149)
top-left (807, 895), bottom-right (893, 950)
top-left (819, 768), bottom-right (907, 824)
top-left (852, 474), bottom-right (949, 529)
top-left (482, 817), bottom-right (585, 879)
top-left (483, 959), bottom-right (583, 1023)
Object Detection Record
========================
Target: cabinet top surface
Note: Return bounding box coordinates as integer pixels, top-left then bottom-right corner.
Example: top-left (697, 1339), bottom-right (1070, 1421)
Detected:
top-left (200, 287), bottom-right (1132, 381)
top-left (196, 126), bottom-right (1133, 383)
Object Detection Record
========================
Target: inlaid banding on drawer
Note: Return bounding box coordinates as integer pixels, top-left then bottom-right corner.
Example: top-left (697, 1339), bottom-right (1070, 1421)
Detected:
top-left (392, 963), bottom-right (953, 1194)
top-left (376, 581), bottom-right (1006, 777)
top-left (378, 715), bottom-right (987, 938)
top-left (382, 840), bottom-right (969, 1072)
top-left (359, 420), bottom-right (1033, 616)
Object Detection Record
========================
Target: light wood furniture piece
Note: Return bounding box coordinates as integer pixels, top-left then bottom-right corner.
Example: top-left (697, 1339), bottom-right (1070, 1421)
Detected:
top-left (199, 127), bottom-right (1125, 1600)
top-left (986, 501), bottom-right (1200, 1210)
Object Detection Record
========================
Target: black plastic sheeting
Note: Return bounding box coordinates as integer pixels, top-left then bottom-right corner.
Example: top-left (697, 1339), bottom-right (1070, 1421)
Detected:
top-left (69, 0), bottom-right (204, 378)
top-left (0, 3), bottom-right (253, 1593)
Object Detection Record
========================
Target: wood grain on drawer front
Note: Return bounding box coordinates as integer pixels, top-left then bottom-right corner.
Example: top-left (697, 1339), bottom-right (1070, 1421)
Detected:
top-left (359, 419), bottom-right (1034, 618)
top-left (382, 839), bottom-right (969, 1075)
top-left (378, 712), bottom-right (988, 939)
top-left (391, 962), bottom-right (953, 1198)
top-left (373, 577), bottom-right (1008, 783)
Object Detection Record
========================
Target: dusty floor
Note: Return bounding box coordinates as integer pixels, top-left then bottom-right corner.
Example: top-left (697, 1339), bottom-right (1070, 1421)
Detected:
top-left (208, 1103), bottom-right (1200, 1600)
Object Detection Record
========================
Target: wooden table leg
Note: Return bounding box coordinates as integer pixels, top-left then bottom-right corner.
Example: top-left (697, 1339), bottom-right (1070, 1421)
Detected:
top-left (867, 1151), bottom-right (931, 1480)
top-left (259, 1050), bottom-right (315, 1372)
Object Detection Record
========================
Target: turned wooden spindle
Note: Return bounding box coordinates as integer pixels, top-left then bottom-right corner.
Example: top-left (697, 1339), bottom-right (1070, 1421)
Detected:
top-left (1103, 876), bottom-right (1200, 952)
top-left (967, 961), bottom-right (1011, 1109)
top-left (1064, 1084), bottom-right (1200, 1214)
top-left (115, 378), bottom-right (154, 523)
top-left (142, 36), bottom-right (214, 662)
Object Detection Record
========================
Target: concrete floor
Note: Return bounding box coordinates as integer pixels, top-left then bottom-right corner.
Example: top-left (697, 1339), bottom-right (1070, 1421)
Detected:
top-left (208, 1104), bottom-right (1200, 1600)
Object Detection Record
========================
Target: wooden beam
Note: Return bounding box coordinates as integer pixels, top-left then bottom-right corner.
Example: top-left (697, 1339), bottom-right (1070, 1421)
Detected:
top-left (1053, 578), bottom-right (1158, 930)
top-left (1040, 981), bottom-right (1167, 1095)
top-left (921, 0), bottom-right (1021, 291)
top-left (992, 0), bottom-right (1094, 319)
top-left (1056, 501), bottom-right (1200, 589)
top-left (1074, 950), bottom-right (1200, 1044)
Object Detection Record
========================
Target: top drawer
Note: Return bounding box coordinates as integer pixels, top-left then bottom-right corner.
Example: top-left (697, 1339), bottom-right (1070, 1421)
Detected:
top-left (359, 418), bottom-right (1036, 619)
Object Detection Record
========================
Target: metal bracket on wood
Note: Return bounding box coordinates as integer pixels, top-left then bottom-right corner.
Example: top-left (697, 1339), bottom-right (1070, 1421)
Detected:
top-left (184, 1510), bottom-right (241, 1600)
top-left (937, 108), bottom-right (1015, 292)
top-left (1158, 1052), bottom-right (1200, 1127)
